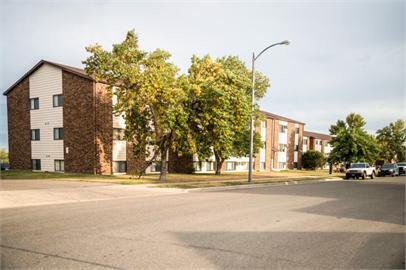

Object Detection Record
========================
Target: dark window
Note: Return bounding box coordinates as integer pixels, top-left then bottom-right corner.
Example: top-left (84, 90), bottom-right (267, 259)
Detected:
top-left (279, 125), bottom-right (288, 133)
top-left (30, 98), bottom-right (39, 110)
top-left (226, 162), bottom-right (236, 171)
top-left (151, 162), bottom-right (161, 172)
top-left (54, 128), bottom-right (63, 140)
top-left (53, 94), bottom-right (63, 107)
top-left (206, 161), bottom-right (216, 171)
top-left (113, 161), bottom-right (126, 173)
top-left (295, 127), bottom-right (300, 134)
top-left (279, 144), bottom-right (286, 152)
top-left (113, 128), bottom-right (125, 140)
top-left (294, 145), bottom-right (299, 151)
top-left (193, 161), bottom-right (202, 172)
top-left (54, 160), bottom-right (64, 172)
top-left (32, 159), bottom-right (41, 170)
top-left (31, 129), bottom-right (40, 140)
top-left (293, 162), bottom-right (298, 169)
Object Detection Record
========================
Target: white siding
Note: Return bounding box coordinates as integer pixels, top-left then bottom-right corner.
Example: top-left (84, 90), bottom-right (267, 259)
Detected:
top-left (29, 64), bottom-right (64, 172)
top-left (113, 141), bottom-right (127, 161)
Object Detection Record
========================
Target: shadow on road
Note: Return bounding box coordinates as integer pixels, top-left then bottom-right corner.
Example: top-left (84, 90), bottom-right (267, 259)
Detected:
top-left (172, 231), bottom-right (404, 269)
top-left (218, 181), bottom-right (405, 225)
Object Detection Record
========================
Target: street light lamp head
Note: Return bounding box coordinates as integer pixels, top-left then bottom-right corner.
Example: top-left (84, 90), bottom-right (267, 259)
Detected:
top-left (281, 40), bottom-right (290, 45)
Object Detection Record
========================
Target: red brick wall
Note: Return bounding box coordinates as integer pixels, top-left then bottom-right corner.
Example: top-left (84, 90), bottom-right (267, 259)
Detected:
top-left (63, 72), bottom-right (96, 173)
top-left (297, 124), bottom-right (304, 169)
top-left (94, 83), bottom-right (113, 175)
top-left (6, 78), bottom-right (31, 170)
top-left (272, 120), bottom-right (280, 169)
top-left (265, 118), bottom-right (273, 171)
top-left (286, 122), bottom-right (296, 169)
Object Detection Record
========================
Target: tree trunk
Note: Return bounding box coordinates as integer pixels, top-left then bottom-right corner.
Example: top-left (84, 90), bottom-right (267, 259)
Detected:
top-left (214, 151), bottom-right (224, 175)
top-left (159, 148), bottom-right (168, 182)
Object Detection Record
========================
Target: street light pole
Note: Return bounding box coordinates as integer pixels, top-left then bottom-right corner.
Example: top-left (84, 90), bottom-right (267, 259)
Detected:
top-left (248, 40), bottom-right (290, 183)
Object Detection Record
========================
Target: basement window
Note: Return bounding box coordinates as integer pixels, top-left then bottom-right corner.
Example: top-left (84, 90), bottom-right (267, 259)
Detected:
top-left (32, 159), bottom-right (41, 170)
top-left (54, 160), bottom-right (65, 172)
top-left (113, 161), bottom-right (126, 173)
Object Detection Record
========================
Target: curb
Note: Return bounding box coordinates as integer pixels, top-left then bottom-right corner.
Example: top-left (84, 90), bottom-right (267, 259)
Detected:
top-left (187, 178), bottom-right (342, 192)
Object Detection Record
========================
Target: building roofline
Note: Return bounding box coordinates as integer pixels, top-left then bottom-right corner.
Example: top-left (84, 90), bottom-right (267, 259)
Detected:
top-left (3, 60), bottom-right (93, 96)
top-left (303, 131), bottom-right (332, 140)
top-left (260, 110), bottom-right (305, 125)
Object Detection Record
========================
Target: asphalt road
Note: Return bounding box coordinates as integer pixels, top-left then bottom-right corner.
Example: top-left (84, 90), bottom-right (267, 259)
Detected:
top-left (1, 177), bottom-right (405, 269)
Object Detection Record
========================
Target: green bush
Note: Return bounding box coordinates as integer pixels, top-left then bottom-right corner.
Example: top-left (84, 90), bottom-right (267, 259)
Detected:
top-left (302, 150), bottom-right (326, 170)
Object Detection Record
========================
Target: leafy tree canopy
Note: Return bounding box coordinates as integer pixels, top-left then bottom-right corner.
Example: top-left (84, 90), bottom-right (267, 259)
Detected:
top-left (328, 113), bottom-right (379, 165)
top-left (83, 30), bottom-right (189, 181)
top-left (376, 120), bottom-right (406, 162)
top-left (184, 55), bottom-right (269, 174)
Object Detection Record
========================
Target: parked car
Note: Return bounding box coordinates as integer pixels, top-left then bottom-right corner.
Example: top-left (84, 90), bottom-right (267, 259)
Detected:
top-left (378, 163), bottom-right (399, 177)
top-left (0, 163), bottom-right (10, 171)
top-left (345, 163), bottom-right (376, 180)
top-left (397, 162), bottom-right (406, 175)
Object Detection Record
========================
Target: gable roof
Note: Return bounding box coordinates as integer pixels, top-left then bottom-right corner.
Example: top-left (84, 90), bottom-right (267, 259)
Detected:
top-left (3, 60), bottom-right (93, 96)
top-left (260, 110), bottom-right (305, 125)
top-left (303, 131), bottom-right (332, 141)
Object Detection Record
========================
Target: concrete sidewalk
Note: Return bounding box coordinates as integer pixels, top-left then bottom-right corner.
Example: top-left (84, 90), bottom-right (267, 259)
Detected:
top-left (0, 180), bottom-right (186, 209)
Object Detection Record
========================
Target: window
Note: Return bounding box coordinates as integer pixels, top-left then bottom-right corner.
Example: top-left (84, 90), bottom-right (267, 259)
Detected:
top-left (32, 159), bottom-right (41, 170)
top-left (151, 161), bottom-right (167, 172)
top-left (30, 98), bottom-right (39, 110)
top-left (54, 160), bottom-right (64, 172)
top-left (260, 162), bottom-right (266, 170)
top-left (226, 162), bottom-right (236, 171)
top-left (279, 144), bottom-right (286, 152)
top-left (295, 127), bottom-right (300, 134)
top-left (293, 162), bottom-right (298, 169)
top-left (193, 161), bottom-right (202, 172)
top-left (303, 138), bottom-right (308, 144)
top-left (294, 145), bottom-right (299, 151)
top-left (206, 161), bottom-right (215, 171)
top-left (53, 94), bottom-right (63, 107)
top-left (261, 121), bottom-right (267, 128)
top-left (113, 128), bottom-right (125, 140)
top-left (31, 129), bottom-right (40, 141)
top-left (278, 162), bottom-right (286, 169)
top-left (54, 128), bottom-right (63, 140)
top-left (113, 161), bottom-right (126, 173)
top-left (279, 125), bottom-right (288, 133)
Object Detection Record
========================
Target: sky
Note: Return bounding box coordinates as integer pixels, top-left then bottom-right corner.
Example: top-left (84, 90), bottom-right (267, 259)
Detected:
top-left (0, 0), bottom-right (404, 150)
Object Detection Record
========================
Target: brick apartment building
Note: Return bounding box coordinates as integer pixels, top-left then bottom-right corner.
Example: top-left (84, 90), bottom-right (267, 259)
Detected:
top-left (4, 60), bottom-right (305, 174)
top-left (303, 131), bottom-right (333, 158)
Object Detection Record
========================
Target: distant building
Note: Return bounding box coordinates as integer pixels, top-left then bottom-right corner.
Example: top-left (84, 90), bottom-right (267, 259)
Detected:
top-left (303, 131), bottom-right (333, 159)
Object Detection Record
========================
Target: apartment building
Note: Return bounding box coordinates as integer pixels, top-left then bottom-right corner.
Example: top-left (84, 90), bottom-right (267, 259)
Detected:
top-left (303, 131), bottom-right (332, 157)
top-left (191, 111), bottom-right (305, 173)
top-left (4, 60), bottom-right (147, 174)
top-left (4, 60), bottom-right (305, 174)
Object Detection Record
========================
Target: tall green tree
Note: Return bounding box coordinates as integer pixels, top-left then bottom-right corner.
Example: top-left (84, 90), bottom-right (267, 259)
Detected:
top-left (376, 120), bottom-right (406, 162)
top-left (184, 55), bottom-right (269, 174)
top-left (83, 30), bottom-right (189, 181)
top-left (328, 113), bottom-right (379, 165)
top-left (0, 148), bottom-right (8, 163)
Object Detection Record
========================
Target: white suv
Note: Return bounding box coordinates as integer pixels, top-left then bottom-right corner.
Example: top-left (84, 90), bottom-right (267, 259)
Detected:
top-left (345, 163), bottom-right (376, 180)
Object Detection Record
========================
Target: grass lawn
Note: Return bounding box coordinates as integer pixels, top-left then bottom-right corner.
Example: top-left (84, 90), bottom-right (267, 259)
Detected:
top-left (0, 169), bottom-right (343, 187)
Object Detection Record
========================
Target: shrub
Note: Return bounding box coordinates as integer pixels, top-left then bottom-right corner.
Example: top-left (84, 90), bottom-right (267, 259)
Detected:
top-left (302, 150), bottom-right (326, 170)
